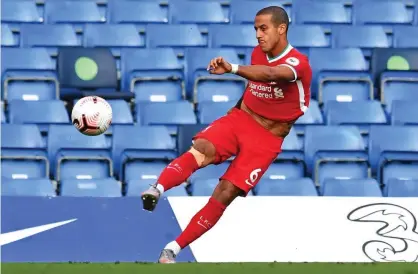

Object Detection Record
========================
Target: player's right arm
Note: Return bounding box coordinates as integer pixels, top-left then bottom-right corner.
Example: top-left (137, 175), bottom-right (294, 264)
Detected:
top-left (208, 51), bottom-right (309, 83)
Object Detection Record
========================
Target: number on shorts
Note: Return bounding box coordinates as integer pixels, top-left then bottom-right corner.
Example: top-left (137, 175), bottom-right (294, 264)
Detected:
top-left (245, 168), bottom-right (262, 187)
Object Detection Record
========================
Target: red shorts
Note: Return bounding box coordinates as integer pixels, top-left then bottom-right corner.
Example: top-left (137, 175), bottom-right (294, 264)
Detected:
top-left (193, 108), bottom-right (284, 196)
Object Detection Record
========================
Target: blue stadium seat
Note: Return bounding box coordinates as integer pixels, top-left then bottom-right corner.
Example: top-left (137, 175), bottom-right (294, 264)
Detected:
top-left (274, 129), bottom-right (305, 177)
top-left (322, 178), bottom-right (382, 197)
top-left (112, 125), bottom-right (176, 180)
top-left (385, 179), bottom-right (418, 197)
top-left (1, 179), bottom-right (56, 197)
top-left (1, 24), bottom-right (17, 47)
top-left (177, 124), bottom-right (208, 155)
top-left (244, 47), bottom-right (255, 65)
top-left (254, 178), bottom-right (318, 196)
top-left (309, 48), bottom-right (372, 103)
top-left (126, 179), bottom-right (188, 197)
top-left (263, 162), bottom-right (305, 180)
top-left (195, 78), bottom-right (244, 104)
top-left (325, 101), bottom-right (387, 144)
top-left (332, 26), bottom-right (390, 57)
top-left (1, 124), bottom-right (48, 179)
top-left (380, 71), bottom-right (418, 111)
top-left (393, 27), bottom-right (418, 48)
top-left (147, 24), bottom-right (207, 56)
top-left (369, 126), bottom-right (418, 185)
top-left (210, 25), bottom-right (257, 56)
top-left (8, 100), bottom-right (70, 133)
top-left (294, 100), bottom-right (323, 137)
top-left (138, 101), bottom-right (197, 135)
top-left (353, 1), bottom-right (411, 27)
top-left (124, 160), bottom-right (166, 181)
top-left (106, 100), bottom-right (134, 125)
top-left (109, 1), bottom-right (168, 26)
top-left (304, 126), bottom-right (369, 186)
top-left (120, 49), bottom-right (184, 101)
top-left (170, 1), bottom-right (228, 25)
top-left (189, 163), bottom-right (229, 184)
top-left (288, 26), bottom-right (329, 54)
top-left (20, 24), bottom-right (80, 56)
top-left (391, 100), bottom-right (418, 125)
top-left (190, 178), bottom-right (219, 196)
top-left (45, 1), bottom-right (105, 29)
top-left (293, 1), bottom-right (351, 27)
top-left (279, 127), bottom-right (304, 161)
top-left (382, 162), bottom-right (418, 189)
top-left (48, 125), bottom-right (112, 181)
top-left (190, 177), bottom-right (254, 196)
top-left (1, 103), bottom-right (6, 123)
top-left (231, 1), bottom-right (291, 24)
top-left (1, 1), bottom-right (43, 24)
top-left (60, 178), bottom-right (121, 197)
top-left (415, 1), bottom-right (418, 25)
top-left (84, 24), bottom-right (145, 57)
top-left (186, 48), bottom-right (245, 101)
top-left (1, 48), bottom-right (58, 101)
top-left (198, 101), bottom-right (236, 124)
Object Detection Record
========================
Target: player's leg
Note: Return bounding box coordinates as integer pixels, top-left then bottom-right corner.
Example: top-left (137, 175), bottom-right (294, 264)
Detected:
top-left (158, 151), bottom-right (278, 263)
top-left (158, 110), bottom-right (285, 263)
top-left (141, 113), bottom-right (238, 212)
top-left (141, 139), bottom-right (215, 211)
top-left (158, 179), bottom-right (243, 263)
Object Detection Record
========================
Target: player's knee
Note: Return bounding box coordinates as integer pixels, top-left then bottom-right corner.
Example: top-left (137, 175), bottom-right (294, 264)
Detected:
top-left (212, 179), bottom-right (243, 206)
top-left (189, 139), bottom-right (217, 167)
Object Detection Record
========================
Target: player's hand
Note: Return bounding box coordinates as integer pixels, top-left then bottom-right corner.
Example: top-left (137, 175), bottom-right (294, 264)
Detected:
top-left (207, 57), bottom-right (232, 75)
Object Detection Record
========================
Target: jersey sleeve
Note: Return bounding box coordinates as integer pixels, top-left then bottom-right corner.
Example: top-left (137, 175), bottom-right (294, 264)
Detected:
top-left (280, 55), bottom-right (311, 82)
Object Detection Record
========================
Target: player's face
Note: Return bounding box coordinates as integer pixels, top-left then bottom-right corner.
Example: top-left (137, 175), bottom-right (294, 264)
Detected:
top-left (254, 14), bottom-right (286, 53)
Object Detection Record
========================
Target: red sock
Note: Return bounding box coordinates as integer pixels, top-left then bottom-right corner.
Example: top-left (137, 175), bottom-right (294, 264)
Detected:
top-left (157, 152), bottom-right (199, 192)
top-left (176, 197), bottom-right (226, 249)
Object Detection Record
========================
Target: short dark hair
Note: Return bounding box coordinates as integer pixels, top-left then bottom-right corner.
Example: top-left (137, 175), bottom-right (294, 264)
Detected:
top-left (256, 6), bottom-right (289, 32)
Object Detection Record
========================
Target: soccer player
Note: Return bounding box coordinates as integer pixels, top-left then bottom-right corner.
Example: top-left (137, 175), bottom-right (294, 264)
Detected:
top-left (141, 6), bottom-right (312, 263)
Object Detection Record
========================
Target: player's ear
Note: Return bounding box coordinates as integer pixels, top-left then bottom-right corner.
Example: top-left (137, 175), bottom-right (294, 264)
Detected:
top-left (278, 23), bottom-right (287, 35)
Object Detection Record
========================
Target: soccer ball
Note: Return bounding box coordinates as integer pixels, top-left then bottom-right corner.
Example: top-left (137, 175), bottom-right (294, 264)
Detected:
top-left (71, 96), bottom-right (112, 136)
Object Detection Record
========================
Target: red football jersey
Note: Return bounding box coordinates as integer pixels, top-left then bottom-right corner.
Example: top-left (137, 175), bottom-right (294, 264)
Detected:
top-left (242, 44), bottom-right (312, 122)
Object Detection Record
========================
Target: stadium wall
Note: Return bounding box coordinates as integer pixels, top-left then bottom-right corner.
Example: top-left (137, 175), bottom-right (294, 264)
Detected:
top-left (2, 196), bottom-right (418, 263)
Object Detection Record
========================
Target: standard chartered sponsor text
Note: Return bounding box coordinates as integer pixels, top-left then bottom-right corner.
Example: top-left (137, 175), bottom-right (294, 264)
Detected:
top-left (249, 82), bottom-right (283, 99)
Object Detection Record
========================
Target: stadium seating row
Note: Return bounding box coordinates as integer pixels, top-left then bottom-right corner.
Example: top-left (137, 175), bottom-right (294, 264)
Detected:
top-left (2, 99), bottom-right (418, 129)
top-left (3, 24), bottom-right (418, 53)
top-left (2, 178), bottom-right (418, 198)
top-left (2, 0), bottom-right (418, 199)
top-left (2, 123), bottom-right (418, 186)
top-left (2, 0), bottom-right (418, 27)
top-left (2, 47), bottom-right (418, 103)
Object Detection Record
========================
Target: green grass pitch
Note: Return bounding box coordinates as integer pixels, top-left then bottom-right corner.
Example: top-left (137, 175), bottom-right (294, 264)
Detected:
top-left (2, 262), bottom-right (418, 274)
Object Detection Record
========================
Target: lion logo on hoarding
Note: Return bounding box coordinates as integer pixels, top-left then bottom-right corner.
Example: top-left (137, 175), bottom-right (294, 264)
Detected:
top-left (347, 203), bottom-right (418, 262)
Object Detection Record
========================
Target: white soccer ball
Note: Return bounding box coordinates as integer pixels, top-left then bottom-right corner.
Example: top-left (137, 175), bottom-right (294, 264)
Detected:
top-left (71, 96), bottom-right (112, 136)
